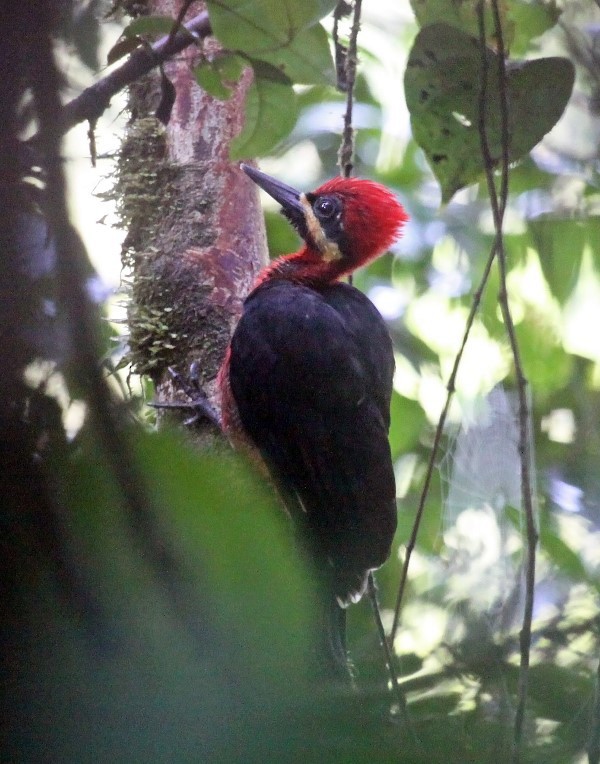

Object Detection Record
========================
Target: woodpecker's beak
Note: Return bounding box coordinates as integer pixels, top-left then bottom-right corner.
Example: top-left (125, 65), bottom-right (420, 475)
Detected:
top-left (241, 164), bottom-right (306, 222)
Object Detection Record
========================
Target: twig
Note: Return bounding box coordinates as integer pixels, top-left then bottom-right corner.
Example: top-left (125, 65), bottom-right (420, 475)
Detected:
top-left (367, 574), bottom-right (412, 728)
top-left (333, 0), bottom-right (405, 697)
top-left (332, 1), bottom-right (350, 92)
top-left (334, 0), bottom-right (405, 697)
top-left (475, 3), bottom-right (538, 761)
top-left (336, 0), bottom-right (362, 284)
top-left (165, 0), bottom-right (196, 50)
top-left (53, 11), bottom-right (211, 138)
top-left (338, 0), bottom-right (362, 178)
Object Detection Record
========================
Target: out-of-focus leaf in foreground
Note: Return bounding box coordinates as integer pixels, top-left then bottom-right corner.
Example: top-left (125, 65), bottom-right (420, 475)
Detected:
top-left (4, 427), bottom-right (318, 761)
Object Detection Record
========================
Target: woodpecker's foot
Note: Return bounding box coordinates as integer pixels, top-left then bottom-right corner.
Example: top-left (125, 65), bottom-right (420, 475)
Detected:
top-left (148, 365), bottom-right (221, 429)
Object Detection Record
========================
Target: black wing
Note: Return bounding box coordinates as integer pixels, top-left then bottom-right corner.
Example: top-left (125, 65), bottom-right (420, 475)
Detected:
top-left (228, 280), bottom-right (396, 604)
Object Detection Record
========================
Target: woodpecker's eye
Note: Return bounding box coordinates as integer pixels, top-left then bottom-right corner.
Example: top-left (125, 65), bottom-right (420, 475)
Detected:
top-left (314, 196), bottom-right (340, 220)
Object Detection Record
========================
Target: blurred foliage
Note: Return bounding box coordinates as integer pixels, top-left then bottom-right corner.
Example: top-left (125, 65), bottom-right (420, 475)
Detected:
top-left (15, 0), bottom-right (600, 762)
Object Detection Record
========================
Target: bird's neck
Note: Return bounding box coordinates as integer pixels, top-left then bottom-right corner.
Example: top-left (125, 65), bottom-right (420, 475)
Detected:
top-left (255, 247), bottom-right (349, 288)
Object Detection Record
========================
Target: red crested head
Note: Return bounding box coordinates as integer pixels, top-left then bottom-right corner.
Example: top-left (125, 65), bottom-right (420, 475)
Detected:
top-left (312, 176), bottom-right (408, 270)
top-left (241, 164), bottom-right (408, 284)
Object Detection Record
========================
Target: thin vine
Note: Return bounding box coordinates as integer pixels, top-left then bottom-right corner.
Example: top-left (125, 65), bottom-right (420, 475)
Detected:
top-left (333, 0), bottom-right (408, 710)
top-left (390, 12), bottom-right (538, 760)
top-left (336, 0), bottom-right (362, 178)
top-left (474, 2), bottom-right (538, 760)
top-left (389, 241), bottom-right (497, 643)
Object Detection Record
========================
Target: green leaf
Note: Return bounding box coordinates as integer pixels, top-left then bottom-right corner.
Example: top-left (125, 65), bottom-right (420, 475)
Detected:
top-left (207, 0), bottom-right (337, 44)
top-left (529, 218), bottom-right (587, 305)
top-left (509, 2), bottom-right (562, 55)
top-left (206, 0), bottom-right (336, 84)
top-left (389, 391), bottom-right (426, 458)
top-left (508, 1), bottom-right (561, 57)
top-left (409, 0), bottom-right (507, 43)
top-left (107, 34), bottom-right (141, 65)
top-left (194, 54), bottom-right (246, 100)
top-left (258, 23), bottom-right (335, 85)
top-left (538, 510), bottom-right (600, 594)
top-left (216, 51), bottom-right (246, 81)
top-left (404, 23), bottom-right (575, 202)
top-left (194, 64), bottom-right (232, 100)
top-left (513, 310), bottom-right (572, 396)
top-left (230, 64), bottom-right (298, 158)
top-left (408, 0), bottom-right (561, 56)
top-left (122, 15), bottom-right (186, 38)
top-left (65, 428), bottom-right (315, 674)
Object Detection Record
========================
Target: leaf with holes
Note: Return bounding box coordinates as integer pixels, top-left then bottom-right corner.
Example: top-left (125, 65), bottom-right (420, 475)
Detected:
top-left (206, 0), bottom-right (336, 85)
top-left (230, 63), bottom-right (298, 158)
top-left (404, 23), bottom-right (574, 202)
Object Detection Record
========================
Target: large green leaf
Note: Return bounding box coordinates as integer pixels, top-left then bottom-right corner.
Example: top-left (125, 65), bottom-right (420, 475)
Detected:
top-left (256, 22), bottom-right (335, 85)
top-left (4, 426), bottom-right (320, 761)
top-left (207, 0), bottom-right (337, 46)
top-left (404, 23), bottom-right (574, 202)
top-left (230, 63), bottom-right (298, 158)
top-left (71, 429), bottom-right (315, 673)
top-left (206, 0), bottom-right (336, 85)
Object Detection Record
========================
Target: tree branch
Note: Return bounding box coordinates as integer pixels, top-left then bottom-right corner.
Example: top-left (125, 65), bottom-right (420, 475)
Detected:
top-left (56, 10), bottom-right (211, 137)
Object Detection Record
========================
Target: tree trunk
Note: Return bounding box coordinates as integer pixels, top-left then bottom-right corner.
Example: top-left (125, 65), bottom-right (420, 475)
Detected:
top-left (117, 0), bottom-right (268, 444)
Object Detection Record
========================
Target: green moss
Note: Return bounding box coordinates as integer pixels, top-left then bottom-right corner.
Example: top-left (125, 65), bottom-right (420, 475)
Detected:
top-left (104, 115), bottom-right (201, 377)
top-left (126, 260), bottom-right (227, 381)
top-left (106, 90), bottom-right (230, 381)
top-left (111, 116), bottom-right (176, 268)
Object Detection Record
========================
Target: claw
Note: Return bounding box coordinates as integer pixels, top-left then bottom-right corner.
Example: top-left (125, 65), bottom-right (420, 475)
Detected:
top-left (150, 364), bottom-right (222, 429)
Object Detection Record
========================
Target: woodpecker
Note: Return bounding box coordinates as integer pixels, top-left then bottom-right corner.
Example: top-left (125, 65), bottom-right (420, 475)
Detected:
top-left (219, 164), bottom-right (408, 614)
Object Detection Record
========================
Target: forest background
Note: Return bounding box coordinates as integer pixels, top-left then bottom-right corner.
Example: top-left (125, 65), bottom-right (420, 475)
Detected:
top-left (3, 1), bottom-right (600, 762)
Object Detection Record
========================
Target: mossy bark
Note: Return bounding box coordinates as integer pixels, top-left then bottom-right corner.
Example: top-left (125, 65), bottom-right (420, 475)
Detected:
top-left (115, 0), bottom-right (267, 443)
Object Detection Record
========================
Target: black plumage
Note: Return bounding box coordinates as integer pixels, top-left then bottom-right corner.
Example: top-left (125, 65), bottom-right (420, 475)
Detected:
top-left (228, 278), bottom-right (397, 607)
